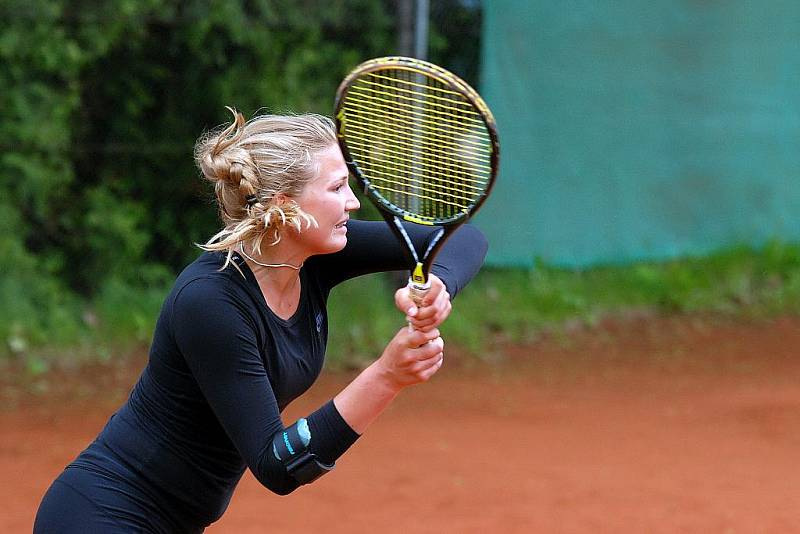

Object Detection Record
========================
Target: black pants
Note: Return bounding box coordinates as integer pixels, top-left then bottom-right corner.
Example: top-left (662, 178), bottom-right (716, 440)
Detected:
top-left (34, 466), bottom-right (199, 533)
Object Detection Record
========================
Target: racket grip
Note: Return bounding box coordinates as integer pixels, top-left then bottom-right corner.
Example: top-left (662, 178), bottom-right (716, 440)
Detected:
top-left (407, 278), bottom-right (430, 332)
top-left (408, 280), bottom-right (430, 307)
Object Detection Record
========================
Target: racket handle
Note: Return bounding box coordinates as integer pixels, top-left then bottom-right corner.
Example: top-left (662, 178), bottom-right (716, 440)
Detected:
top-left (408, 279), bottom-right (430, 307)
top-left (407, 278), bottom-right (430, 332)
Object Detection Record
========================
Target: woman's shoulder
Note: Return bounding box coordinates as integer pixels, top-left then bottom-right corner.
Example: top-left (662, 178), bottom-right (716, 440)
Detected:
top-left (175, 250), bottom-right (247, 281)
top-left (170, 251), bottom-right (250, 304)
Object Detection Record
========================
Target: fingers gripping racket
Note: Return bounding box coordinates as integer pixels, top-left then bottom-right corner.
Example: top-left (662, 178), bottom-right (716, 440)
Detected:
top-left (334, 56), bottom-right (499, 307)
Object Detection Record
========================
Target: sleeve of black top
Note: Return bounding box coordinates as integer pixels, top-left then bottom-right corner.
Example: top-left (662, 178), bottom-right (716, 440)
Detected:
top-left (171, 277), bottom-right (359, 495)
top-left (312, 219), bottom-right (488, 295)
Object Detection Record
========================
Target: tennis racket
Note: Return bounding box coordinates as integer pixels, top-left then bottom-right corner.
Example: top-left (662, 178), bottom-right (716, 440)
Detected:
top-left (334, 56), bottom-right (499, 306)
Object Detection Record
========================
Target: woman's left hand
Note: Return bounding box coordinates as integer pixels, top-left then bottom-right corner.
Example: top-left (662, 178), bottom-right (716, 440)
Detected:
top-left (394, 273), bottom-right (452, 332)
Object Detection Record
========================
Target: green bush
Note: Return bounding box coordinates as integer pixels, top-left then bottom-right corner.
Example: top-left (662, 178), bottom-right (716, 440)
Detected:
top-left (4, 241), bottom-right (800, 367)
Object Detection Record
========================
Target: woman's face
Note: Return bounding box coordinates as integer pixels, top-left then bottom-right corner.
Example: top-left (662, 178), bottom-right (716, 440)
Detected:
top-left (290, 144), bottom-right (360, 255)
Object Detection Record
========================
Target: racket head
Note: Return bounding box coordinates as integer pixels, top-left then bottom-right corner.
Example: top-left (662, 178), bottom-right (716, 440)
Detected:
top-left (334, 56), bottom-right (499, 227)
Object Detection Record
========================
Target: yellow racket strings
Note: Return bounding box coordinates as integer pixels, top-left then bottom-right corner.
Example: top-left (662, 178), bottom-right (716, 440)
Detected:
top-left (343, 67), bottom-right (493, 222)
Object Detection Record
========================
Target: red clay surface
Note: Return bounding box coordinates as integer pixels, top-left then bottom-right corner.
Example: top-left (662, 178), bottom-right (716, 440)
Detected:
top-left (3, 315), bottom-right (800, 533)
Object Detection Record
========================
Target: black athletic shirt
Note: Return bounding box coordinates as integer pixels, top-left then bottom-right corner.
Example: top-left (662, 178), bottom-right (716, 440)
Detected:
top-left (68, 220), bottom-right (487, 529)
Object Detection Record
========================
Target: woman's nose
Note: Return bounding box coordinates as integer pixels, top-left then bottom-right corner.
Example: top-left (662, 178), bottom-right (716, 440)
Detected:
top-left (346, 187), bottom-right (360, 210)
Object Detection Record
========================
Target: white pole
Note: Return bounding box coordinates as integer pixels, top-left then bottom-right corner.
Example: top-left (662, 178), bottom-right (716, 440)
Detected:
top-left (414, 0), bottom-right (429, 60)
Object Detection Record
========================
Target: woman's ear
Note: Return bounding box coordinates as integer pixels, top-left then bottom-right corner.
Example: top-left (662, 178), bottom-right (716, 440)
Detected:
top-left (273, 193), bottom-right (288, 206)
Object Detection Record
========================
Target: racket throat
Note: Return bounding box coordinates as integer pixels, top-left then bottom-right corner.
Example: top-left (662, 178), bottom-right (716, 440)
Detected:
top-left (410, 263), bottom-right (428, 288)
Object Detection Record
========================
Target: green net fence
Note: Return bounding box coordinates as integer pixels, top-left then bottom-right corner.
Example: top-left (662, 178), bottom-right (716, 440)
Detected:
top-left (476, 0), bottom-right (800, 267)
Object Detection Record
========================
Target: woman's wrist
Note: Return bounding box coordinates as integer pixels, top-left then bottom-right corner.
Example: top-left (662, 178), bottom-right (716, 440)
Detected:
top-left (363, 359), bottom-right (405, 397)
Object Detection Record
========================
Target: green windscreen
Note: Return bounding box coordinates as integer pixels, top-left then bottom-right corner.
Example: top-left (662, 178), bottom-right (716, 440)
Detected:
top-left (476, 0), bottom-right (800, 267)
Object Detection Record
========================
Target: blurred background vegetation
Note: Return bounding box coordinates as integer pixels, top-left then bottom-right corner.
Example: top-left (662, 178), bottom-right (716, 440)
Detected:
top-left (0, 0), bottom-right (482, 367)
top-left (2, 0), bottom-right (799, 371)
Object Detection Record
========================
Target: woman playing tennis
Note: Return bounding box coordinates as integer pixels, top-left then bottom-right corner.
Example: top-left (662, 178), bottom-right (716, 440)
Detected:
top-left (34, 108), bottom-right (487, 533)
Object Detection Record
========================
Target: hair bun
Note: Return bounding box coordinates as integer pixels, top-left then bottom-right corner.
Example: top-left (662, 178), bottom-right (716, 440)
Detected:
top-left (199, 151), bottom-right (233, 186)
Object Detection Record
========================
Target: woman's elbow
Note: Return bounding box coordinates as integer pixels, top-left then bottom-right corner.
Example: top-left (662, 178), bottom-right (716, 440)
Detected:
top-left (257, 477), bottom-right (299, 496)
top-left (252, 468), bottom-right (301, 496)
top-left (459, 224), bottom-right (489, 260)
top-left (271, 485), bottom-right (298, 497)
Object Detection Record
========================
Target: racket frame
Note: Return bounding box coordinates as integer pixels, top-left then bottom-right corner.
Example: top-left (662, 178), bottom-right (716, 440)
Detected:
top-left (334, 56), bottom-right (499, 290)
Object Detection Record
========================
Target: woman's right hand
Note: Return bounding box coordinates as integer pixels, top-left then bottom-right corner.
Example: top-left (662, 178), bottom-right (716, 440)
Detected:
top-left (375, 327), bottom-right (445, 390)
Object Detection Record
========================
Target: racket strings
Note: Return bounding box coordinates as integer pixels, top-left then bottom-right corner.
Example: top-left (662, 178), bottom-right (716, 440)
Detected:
top-left (366, 71), bottom-right (470, 98)
top-left (356, 75), bottom-right (481, 113)
top-left (342, 124), bottom-right (491, 170)
top-left (366, 167), bottom-right (484, 203)
top-left (342, 68), bottom-right (493, 221)
top-left (336, 112), bottom-right (491, 164)
top-left (346, 86), bottom-right (486, 134)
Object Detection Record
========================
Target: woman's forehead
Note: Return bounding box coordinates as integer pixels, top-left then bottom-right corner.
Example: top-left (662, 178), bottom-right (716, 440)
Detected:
top-left (316, 145), bottom-right (348, 179)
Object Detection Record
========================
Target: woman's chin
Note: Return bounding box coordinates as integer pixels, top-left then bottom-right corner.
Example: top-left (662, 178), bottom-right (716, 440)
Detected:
top-left (330, 235), bottom-right (348, 252)
top-left (313, 235), bottom-right (348, 255)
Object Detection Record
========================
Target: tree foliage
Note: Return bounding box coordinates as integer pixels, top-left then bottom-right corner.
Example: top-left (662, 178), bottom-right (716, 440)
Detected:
top-left (1, 0), bottom-right (392, 351)
top-left (0, 0), bottom-right (482, 357)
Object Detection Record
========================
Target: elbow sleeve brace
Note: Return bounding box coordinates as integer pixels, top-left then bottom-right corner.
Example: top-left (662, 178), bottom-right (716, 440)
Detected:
top-left (272, 418), bottom-right (334, 485)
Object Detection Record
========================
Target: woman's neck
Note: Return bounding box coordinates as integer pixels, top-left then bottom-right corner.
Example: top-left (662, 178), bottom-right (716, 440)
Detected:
top-left (239, 241), bottom-right (305, 295)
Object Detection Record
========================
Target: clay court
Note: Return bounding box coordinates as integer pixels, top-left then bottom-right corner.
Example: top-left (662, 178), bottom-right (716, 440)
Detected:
top-left (4, 315), bottom-right (799, 533)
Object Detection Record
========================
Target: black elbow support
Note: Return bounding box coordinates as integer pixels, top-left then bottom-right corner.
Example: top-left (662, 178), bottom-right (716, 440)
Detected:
top-left (272, 418), bottom-right (334, 485)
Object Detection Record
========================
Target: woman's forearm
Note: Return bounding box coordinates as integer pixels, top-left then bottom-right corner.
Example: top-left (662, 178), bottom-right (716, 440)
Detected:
top-left (334, 326), bottom-right (443, 434)
top-left (333, 362), bottom-right (402, 435)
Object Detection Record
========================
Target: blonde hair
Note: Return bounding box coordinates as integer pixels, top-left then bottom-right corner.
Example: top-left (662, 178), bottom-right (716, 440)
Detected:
top-left (195, 107), bottom-right (337, 269)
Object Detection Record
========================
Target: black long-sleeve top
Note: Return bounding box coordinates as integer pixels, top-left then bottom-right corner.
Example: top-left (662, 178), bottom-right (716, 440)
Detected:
top-left (69, 221), bottom-right (487, 530)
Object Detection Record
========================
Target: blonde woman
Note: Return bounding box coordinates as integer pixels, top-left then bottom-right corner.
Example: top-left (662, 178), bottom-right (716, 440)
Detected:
top-left (34, 108), bottom-right (487, 533)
